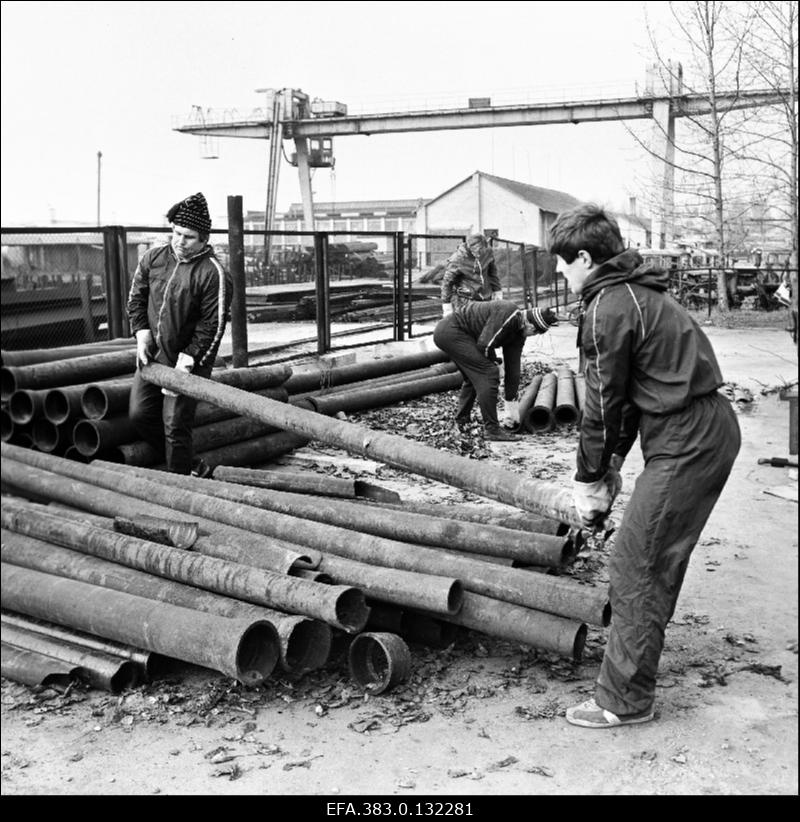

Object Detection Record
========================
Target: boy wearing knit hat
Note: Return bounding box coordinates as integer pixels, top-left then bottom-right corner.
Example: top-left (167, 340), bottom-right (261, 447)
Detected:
top-left (127, 193), bottom-right (233, 475)
top-left (433, 299), bottom-right (557, 441)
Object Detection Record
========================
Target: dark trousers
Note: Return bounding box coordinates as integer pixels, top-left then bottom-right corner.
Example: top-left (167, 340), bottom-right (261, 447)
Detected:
top-left (433, 317), bottom-right (500, 428)
top-left (128, 363), bottom-right (211, 474)
top-left (595, 391), bottom-right (741, 716)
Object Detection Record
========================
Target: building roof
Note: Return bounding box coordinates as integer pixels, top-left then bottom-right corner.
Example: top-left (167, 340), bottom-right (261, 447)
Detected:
top-left (423, 171), bottom-right (583, 213)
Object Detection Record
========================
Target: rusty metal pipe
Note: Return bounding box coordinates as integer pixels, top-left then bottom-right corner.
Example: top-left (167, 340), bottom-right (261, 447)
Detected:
top-left (73, 415), bottom-right (138, 457)
top-left (283, 348), bottom-right (448, 395)
top-left (1, 348), bottom-right (138, 402)
top-left (527, 371), bottom-right (557, 432)
top-left (429, 591), bottom-right (588, 661)
top-left (1, 528), bottom-right (330, 675)
top-left (43, 385), bottom-right (87, 425)
top-left (0, 611), bottom-right (154, 678)
top-left (8, 389), bottom-right (47, 425)
top-left (85, 459), bottom-right (607, 626)
top-left (110, 463), bottom-right (575, 567)
top-left (0, 448), bottom-right (318, 573)
top-left (1, 496), bottom-right (366, 633)
top-left (1, 339), bottom-right (135, 368)
top-left (31, 419), bottom-right (71, 454)
top-left (139, 363), bottom-right (580, 525)
top-left (1, 641), bottom-right (78, 689)
top-left (315, 553), bottom-right (462, 615)
top-left (192, 431), bottom-right (311, 470)
top-left (80, 378), bottom-right (133, 420)
top-left (308, 372), bottom-right (463, 416)
top-left (554, 367), bottom-right (579, 425)
top-left (1, 621), bottom-right (139, 693)
top-left (512, 374), bottom-right (543, 434)
top-left (1, 563), bottom-right (280, 685)
top-left (211, 364), bottom-right (293, 391)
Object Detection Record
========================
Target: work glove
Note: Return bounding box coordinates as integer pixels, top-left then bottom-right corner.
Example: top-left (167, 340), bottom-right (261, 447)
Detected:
top-left (442, 302), bottom-right (453, 317)
top-left (605, 453), bottom-right (624, 500)
top-left (162, 352), bottom-right (195, 398)
top-left (135, 329), bottom-right (153, 367)
top-left (500, 399), bottom-right (520, 429)
top-left (491, 290), bottom-right (503, 301)
top-left (572, 473), bottom-right (614, 530)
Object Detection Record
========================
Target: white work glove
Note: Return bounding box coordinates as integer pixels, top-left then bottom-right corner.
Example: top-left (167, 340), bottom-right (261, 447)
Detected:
top-left (501, 399), bottom-right (520, 429)
top-left (491, 290), bottom-right (503, 301)
top-left (135, 329), bottom-right (153, 367)
top-left (442, 302), bottom-right (453, 317)
top-left (162, 352), bottom-right (195, 397)
top-left (572, 474), bottom-right (613, 530)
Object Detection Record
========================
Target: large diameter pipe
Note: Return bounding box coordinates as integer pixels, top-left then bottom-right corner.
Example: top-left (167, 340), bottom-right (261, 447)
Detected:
top-left (31, 419), bottom-right (71, 455)
top-left (315, 553), bottom-right (463, 615)
top-left (111, 463), bottom-right (575, 567)
top-left (1, 348), bottom-right (138, 402)
top-left (1, 621), bottom-right (139, 693)
top-left (554, 367), bottom-right (579, 425)
top-left (0, 449), bottom-right (318, 573)
top-left (87, 460), bottom-right (607, 627)
top-left (73, 415), bottom-right (138, 457)
top-left (1, 497), bottom-right (367, 634)
top-left (43, 385), bottom-right (87, 425)
top-left (139, 363), bottom-right (580, 525)
top-left (526, 371), bottom-right (557, 432)
top-left (80, 378), bottom-right (134, 420)
top-left (573, 372), bottom-right (586, 422)
top-left (429, 591), bottom-right (588, 661)
top-left (1, 528), bottom-right (330, 675)
top-left (193, 431), bottom-right (311, 470)
top-left (1, 563), bottom-right (279, 685)
top-left (513, 374), bottom-right (543, 434)
top-left (0, 611), bottom-right (153, 678)
top-left (1, 641), bottom-right (78, 689)
top-left (308, 372), bottom-right (463, 416)
top-left (211, 364), bottom-right (293, 391)
top-left (0, 339), bottom-right (135, 368)
top-left (8, 389), bottom-right (47, 425)
top-left (283, 348), bottom-right (448, 395)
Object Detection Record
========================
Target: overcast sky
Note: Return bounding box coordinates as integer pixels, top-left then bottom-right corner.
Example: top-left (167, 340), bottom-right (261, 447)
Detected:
top-left (1, 0), bottom-right (670, 226)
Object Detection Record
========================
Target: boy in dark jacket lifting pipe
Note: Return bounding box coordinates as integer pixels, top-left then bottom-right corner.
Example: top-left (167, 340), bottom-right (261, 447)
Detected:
top-left (127, 192), bottom-right (233, 475)
top-left (548, 204), bottom-right (740, 728)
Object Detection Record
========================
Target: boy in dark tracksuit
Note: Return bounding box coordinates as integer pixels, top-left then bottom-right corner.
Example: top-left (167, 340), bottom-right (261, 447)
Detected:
top-left (433, 300), bottom-right (557, 441)
top-left (127, 193), bottom-right (232, 475)
top-left (548, 204), bottom-right (740, 728)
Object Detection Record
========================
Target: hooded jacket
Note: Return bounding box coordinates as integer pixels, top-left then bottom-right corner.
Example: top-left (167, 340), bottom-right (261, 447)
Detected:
top-left (127, 241), bottom-right (232, 368)
top-left (441, 242), bottom-right (502, 307)
top-left (576, 249), bottom-right (724, 482)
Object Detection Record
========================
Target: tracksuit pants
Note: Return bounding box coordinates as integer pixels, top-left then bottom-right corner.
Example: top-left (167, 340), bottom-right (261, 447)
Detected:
top-left (128, 363), bottom-right (212, 474)
top-left (595, 391), bottom-right (741, 716)
top-left (433, 316), bottom-right (500, 428)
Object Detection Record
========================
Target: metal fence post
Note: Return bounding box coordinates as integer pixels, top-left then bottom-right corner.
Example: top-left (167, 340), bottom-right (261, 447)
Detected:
top-left (227, 196), bottom-right (248, 367)
top-left (314, 232), bottom-right (330, 354)
top-left (115, 226), bottom-right (130, 339)
top-left (102, 226), bottom-right (124, 340)
top-left (406, 235), bottom-right (414, 338)
top-left (394, 232), bottom-right (405, 342)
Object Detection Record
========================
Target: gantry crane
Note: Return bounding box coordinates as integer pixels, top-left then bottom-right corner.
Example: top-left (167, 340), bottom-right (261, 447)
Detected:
top-left (174, 74), bottom-right (791, 249)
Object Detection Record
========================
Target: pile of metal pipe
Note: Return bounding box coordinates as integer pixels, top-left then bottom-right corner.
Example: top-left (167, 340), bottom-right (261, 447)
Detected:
top-left (2, 523), bottom-right (331, 676)
top-left (554, 366), bottom-right (579, 425)
top-left (522, 368), bottom-right (581, 433)
top-left (1, 563), bottom-right (280, 686)
top-left (80, 459), bottom-right (607, 628)
top-left (527, 371), bottom-right (557, 432)
top-left (139, 363), bottom-right (580, 525)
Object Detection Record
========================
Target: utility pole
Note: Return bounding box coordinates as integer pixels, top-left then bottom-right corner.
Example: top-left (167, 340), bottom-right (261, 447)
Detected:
top-left (96, 150), bottom-right (102, 226)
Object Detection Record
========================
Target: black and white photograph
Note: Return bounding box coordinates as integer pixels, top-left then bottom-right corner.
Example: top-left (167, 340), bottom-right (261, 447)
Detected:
top-left (1, 0), bottom-right (797, 801)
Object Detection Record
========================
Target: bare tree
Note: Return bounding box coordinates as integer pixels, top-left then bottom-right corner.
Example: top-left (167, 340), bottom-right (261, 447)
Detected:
top-left (732, 0), bottom-right (798, 344)
top-left (631, 1), bottom-right (758, 311)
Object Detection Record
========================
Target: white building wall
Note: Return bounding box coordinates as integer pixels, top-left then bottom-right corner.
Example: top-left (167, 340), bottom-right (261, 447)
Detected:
top-left (479, 179), bottom-right (543, 245)
top-left (616, 216), bottom-right (650, 249)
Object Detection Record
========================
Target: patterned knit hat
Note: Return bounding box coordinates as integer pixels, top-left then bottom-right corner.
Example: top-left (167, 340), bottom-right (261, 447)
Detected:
top-left (524, 306), bottom-right (558, 332)
top-left (166, 192), bottom-right (211, 234)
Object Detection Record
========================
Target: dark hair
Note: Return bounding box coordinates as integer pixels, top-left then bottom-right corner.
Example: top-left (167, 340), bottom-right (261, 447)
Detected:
top-left (547, 203), bottom-right (625, 265)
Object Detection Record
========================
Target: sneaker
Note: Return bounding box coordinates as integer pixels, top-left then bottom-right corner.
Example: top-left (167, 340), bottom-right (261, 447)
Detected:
top-left (565, 698), bottom-right (654, 729)
top-left (484, 424), bottom-right (520, 442)
top-left (190, 458), bottom-right (213, 479)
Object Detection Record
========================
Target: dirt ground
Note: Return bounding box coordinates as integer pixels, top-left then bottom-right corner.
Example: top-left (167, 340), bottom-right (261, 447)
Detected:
top-left (1, 318), bottom-right (798, 802)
